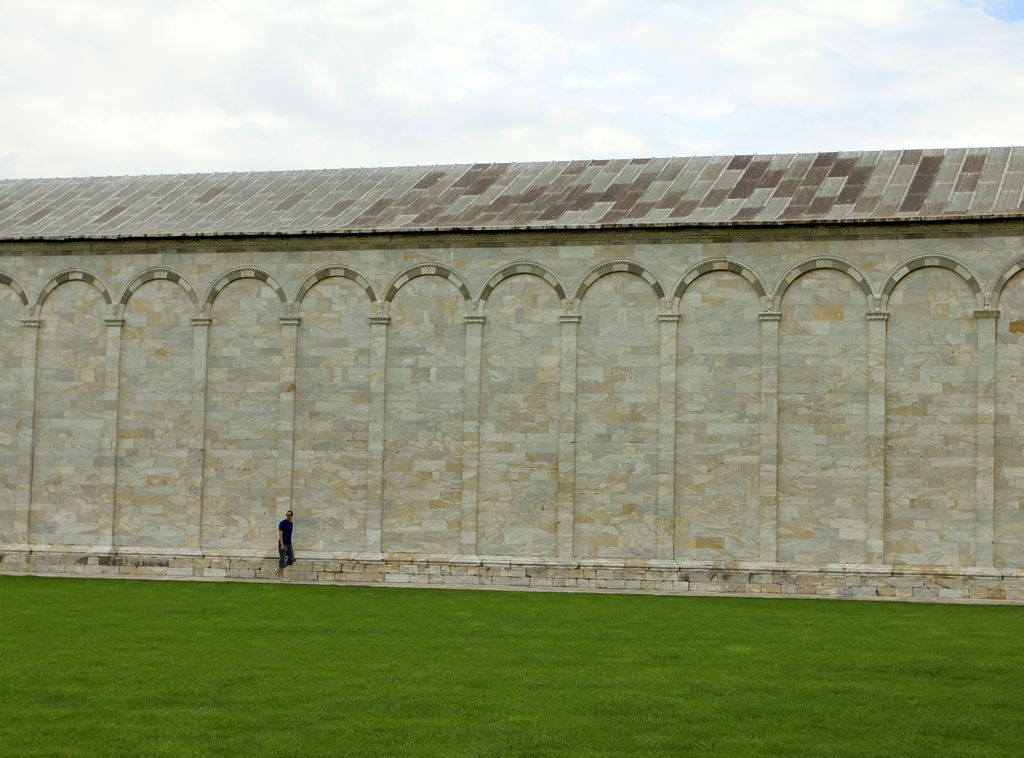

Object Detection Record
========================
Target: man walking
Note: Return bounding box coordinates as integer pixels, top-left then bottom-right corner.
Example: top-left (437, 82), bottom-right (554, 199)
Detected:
top-left (278, 510), bottom-right (294, 582)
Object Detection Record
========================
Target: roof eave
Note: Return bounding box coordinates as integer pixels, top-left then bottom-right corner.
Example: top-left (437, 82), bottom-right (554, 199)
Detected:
top-left (2, 210), bottom-right (1023, 244)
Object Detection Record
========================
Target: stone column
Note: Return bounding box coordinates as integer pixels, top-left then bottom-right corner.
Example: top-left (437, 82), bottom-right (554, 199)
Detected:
top-left (187, 317), bottom-right (211, 551)
top-left (657, 312), bottom-right (680, 560)
top-left (758, 311), bottom-right (781, 563)
top-left (866, 311), bottom-right (888, 564)
top-left (975, 308), bottom-right (999, 568)
top-left (278, 315), bottom-right (300, 524)
top-left (103, 315), bottom-right (125, 549)
top-left (16, 316), bottom-right (40, 548)
top-left (461, 313), bottom-right (485, 555)
top-left (367, 310), bottom-right (390, 554)
top-left (557, 313), bottom-right (580, 559)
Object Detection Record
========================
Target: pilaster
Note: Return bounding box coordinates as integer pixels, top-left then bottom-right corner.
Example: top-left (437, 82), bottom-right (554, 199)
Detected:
top-left (278, 316), bottom-right (300, 524)
top-left (975, 308), bottom-right (999, 568)
top-left (103, 316), bottom-right (125, 548)
top-left (367, 311), bottom-right (390, 553)
top-left (758, 311), bottom-right (781, 562)
top-left (557, 313), bottom-right (580, 559)
top-left (865, 311), bottom-right (888, 564)
top-left (188, 317), bottom-right (211, 550)
top-left (16, 318), bottom-right (40, 547)
top-left (657, 313), bottom-right (680, 560)
top-left (461, 313), bottom-right (485, 554)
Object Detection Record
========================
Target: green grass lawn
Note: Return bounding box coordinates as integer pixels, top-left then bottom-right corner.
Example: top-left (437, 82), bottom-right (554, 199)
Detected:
top-left (0, 576), bottom-right (1021, 757)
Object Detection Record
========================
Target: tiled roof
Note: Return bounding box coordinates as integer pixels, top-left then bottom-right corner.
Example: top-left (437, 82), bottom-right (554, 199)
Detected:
top-left (1, 147), bottom-right (1023, 241)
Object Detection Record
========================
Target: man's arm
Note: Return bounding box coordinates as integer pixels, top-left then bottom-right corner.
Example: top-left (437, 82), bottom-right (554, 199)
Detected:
top-left (279, 527), bottom-right (284, 548)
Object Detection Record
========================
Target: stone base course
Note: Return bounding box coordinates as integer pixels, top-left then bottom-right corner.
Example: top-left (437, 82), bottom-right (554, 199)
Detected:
top-left (2, 548), bottom-right (1020, 603)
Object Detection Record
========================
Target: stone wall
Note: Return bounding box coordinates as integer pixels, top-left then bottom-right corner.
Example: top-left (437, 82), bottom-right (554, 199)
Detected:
top-left (1, 223), bottom-right (1023, 599)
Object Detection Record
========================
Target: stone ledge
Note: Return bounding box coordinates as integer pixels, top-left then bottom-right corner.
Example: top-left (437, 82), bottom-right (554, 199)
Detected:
top-left (2, 548), bottom-right (1022, 603)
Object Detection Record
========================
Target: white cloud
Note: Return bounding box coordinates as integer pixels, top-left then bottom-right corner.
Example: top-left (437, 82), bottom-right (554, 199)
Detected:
top-left (0, 0), bottom-right (1022, 178)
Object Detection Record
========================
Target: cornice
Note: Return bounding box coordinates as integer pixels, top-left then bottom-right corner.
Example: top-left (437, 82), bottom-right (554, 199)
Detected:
top-left (1, 216), bottom-right (1022, 255)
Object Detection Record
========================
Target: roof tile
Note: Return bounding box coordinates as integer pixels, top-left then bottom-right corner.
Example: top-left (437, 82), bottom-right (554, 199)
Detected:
top-left (1, 147), bottom-right (1021, 240)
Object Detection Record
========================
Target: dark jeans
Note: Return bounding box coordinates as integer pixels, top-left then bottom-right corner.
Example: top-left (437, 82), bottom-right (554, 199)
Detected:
top-left (278, 544), bottom-right (294, 569)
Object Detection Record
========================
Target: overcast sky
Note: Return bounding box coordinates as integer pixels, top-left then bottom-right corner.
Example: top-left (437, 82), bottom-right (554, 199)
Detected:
top-left (2, 0), bottom-right (1023, 179)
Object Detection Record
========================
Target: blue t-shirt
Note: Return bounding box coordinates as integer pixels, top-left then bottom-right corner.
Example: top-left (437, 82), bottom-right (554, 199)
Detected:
top-left (278, 519), bottom-right (293, 546)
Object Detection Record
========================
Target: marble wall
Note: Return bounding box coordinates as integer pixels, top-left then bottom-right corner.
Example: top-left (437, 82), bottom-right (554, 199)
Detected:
top-left (1, 224), bottom-right (1024, 594)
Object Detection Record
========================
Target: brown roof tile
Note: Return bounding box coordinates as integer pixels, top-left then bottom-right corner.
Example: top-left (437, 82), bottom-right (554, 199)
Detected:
top-left (2, 147), bottom-right (1022, 240)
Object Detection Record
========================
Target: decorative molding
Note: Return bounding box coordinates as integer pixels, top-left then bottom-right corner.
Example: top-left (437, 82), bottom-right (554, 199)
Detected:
top-left (573, 259), bottom-right (665, 303)
top-left (881, 255), bottom-right (984, 305)
top-left (674, 258), bottom-right (767, 304)
top-left (293, 265), bottom-right (377, 304)
top-left (4, 213), bottom-right (1023, 254)
top-left (0, 271), bottom-right (30, 306)
top-left (478, 261), bottom-right (567, 302)
top-left (384, 262), bottom-right (472, 302)
top-left (773, 256), bottom-right (875, 308)
top-left (117, 267), bottom-right (197, 307)
top-left (35, 269), bottom-right (112, 307)
top-left (203, 266), bottom-right (287, 306)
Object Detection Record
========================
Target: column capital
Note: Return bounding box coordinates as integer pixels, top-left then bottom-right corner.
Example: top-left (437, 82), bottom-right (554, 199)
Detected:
top-left (279, 317), bottom-right (301, 327)
top-left (21, 319), bottom-right (42, 328)
top-left (464, 314), bottom-right (486, 325)
top-left (866, 311), bottom-right (890, 321)
top-left (758, 311), bottom-right (782, 322)
top-left (104, 318), bottom-right (126, 328)
top-left (369, 315), bottom-right (391, 326)
top-left (974, 309), bottom-right (1001, 320)
top-left (657, 313), bottom-right (681, 323)
top-left (559, 314), bottom-right (581, 324)
top-left (192, 317), bottom-right (213, 328)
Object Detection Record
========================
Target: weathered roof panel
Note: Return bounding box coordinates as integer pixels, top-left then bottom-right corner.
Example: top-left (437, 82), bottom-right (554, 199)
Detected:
top-left (1, 147), bottom-right (1022, 241)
